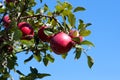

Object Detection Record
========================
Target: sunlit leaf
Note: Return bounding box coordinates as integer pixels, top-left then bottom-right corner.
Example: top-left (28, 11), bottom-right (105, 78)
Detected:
top-left (0, 8), bottom-right (5, 13)
top-left (46, 54), bottom-right (54, 63)
top-left (43, 57), bottom-right (49, 66)
top-left (80, 30), bottom-right (91, 36)
top-left (81, 40), bottom-right (95, 47)
top-left (73, 7), bottom-right (86, 12)
top-left (34, 53), bottom-right (42, 62)
top-left (68, 13), bottom-right (76, 27)
top-left (61, 53), bottom-right (68, 59)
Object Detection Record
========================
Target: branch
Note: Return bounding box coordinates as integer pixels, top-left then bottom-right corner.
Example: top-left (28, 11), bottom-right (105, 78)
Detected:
top-left (21, 14), bottom-right (63, 28)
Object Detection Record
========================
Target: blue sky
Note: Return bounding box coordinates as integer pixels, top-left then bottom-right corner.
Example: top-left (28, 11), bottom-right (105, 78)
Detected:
top-left (10, 0), bottom-right (120, 80)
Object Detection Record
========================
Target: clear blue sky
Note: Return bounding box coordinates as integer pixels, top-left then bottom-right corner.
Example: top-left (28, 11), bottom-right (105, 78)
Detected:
top-left (10, 0), bottom-right (120, 80)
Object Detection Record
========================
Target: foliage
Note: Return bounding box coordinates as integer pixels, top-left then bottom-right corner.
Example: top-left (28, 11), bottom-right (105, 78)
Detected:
top-left (0, 0), bottom-right (94, 80)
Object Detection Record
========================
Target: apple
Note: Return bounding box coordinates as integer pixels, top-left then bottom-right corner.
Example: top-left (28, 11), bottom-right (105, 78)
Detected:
top-left (69, 30), bottom-right (83, 44)
top-left (38, 26), bottom-right (53, 42)
top-left (18, 22), bottom-right (34, 40)
top-left (50, 32), bottom-right (73, 54)
top-left (69, 30), bottom-right (79, 38)
top-left (3, 15), bottom-right (11, 28)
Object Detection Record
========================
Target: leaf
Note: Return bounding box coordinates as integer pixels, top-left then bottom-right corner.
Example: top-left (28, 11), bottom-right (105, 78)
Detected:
top-left (78, 19), bottom-right (84, 30)
top-left (40, 0), bottom-right (42, 3)
top-left (72, 37), bottom-right (80, 43)
top-left (75, 48), bottom-right (82, 59)
top-left (30, 67), bottom-right (38, 74)
top-left (73, 7), bottom-right (86, 12)
top-left (37, 73), bottom-right (51, 78)
top-left (68, 13), bottom-right (76, 27)
top-left (24, 55), bottom-right (33, 64)
top-left (61, 53), bottom-right (68, 59)
top-left (43, 57), bottom-right (49, 66)
top-left (87, 56), bottom-right (94, 68)
top-left (85, 23), bottom-right (92, 28)
top-left (44, 4), bottom-right (48, 12)
top-left (34, 53), bottom-right (42, 62)
top-left (44, 28), bottom-right (53, 36)
top-left (80, 30), bottom-right (91, 36)
top-left (26, 10), bottom-right (34, 16)
top-left (81, 40), bottom-right (95, 47)
top-left (16, 70), bottom-right (25, 76)
top-left (13, 29), bottom-right (22, 40)
top-left (46, 54), bottom-right (54, 63)
top-left (0, 8), bottom-right (5, 13)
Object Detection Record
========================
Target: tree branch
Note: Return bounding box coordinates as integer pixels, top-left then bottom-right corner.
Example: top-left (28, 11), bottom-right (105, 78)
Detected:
top-left (21, 14), bottom-right (63, 28)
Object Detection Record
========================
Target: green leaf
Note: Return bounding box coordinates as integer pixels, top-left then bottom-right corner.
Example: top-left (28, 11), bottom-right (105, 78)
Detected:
top-left (44, 28), bottom-right (53, 36)
top-left (24, 55), bottom-right (33, 64)
top-left (68, 13), bottom-right (76, 27)
top-left (73, 7), bottom-right (86, 12)
top-left (61, 53), bottom-right (68, 59)
top-left (46, 54), bottom-right (54, 63)
top-left (81, 40), bottom-right (95, 47)
top-left (40, 0), bottom-right (42, 3)
top-left (44, 4), bottom-right (48, 12)
top-left (13, 29), bottom-right (22, 40)
top-left (80, 30), bottom-right (91, 36)
top-left (16, 70), bottom-right (25, 76)
top-left (30, 67), bottom-right (38, 74)
top-left (78, 19), bottom-right (84, 30)
top-left (43, 57), bottom-right (49, 66)
top-left (0, 8), bottom-right (5, 13)
top-left (87, 56), bottom-right (94, 68)
top-left (26, 10), bottom-right (34, 16)
top-left (75, 48), bottom-right (82, 59)
top-left (34, 53), bottom-right (42, 62)
top-left (37, 73), bottom-right (51, 78)
top-left (85, 23), bottom-right (92, 28)
top-left (72, 37), bottom-right (80, 43)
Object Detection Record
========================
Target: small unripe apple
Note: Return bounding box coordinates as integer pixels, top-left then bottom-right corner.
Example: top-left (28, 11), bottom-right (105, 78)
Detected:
top-left (3, 15), bottom-right (11, 28)
top-left (18, 22), bottom-right (34, 40)
top-left (50, 32), bottom-right (73, 54)
top-left (38, 26), bottom-right (53, 42)
top-left (69, 30), bottom-right (79, 38)
top-left (69, 30), bottom-right (83, 44)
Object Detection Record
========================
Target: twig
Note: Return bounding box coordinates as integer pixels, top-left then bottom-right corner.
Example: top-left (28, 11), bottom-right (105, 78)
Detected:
top-left (21, 14), bottom-right (63, 28)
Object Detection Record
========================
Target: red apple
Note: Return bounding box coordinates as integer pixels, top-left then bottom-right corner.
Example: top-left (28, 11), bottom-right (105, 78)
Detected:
top-left (50, 32), bottom-right (73, 54)
top-left (3, 15), bottom-right (11, 28)
top-left (18, 22), bottom-right (34, 40)
top-left (38, 26), bottom-right (53, 42)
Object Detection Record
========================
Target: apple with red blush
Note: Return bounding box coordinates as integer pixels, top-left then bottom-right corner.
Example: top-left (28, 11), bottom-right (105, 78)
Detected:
top-left (18, 22), bottom-right (34, 40)
top-left (38, 26), bottom-right (53, 42)
top-left (50, 32), bottom-right (74, 54)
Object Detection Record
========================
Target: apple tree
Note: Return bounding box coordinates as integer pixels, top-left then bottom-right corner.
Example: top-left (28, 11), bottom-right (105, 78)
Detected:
top-left (0, 0), bottom-right (94, 80)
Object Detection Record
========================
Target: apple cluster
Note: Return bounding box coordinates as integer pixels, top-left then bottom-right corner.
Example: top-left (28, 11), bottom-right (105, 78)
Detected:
top-left (3, 14), bottom-right (83, 55)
